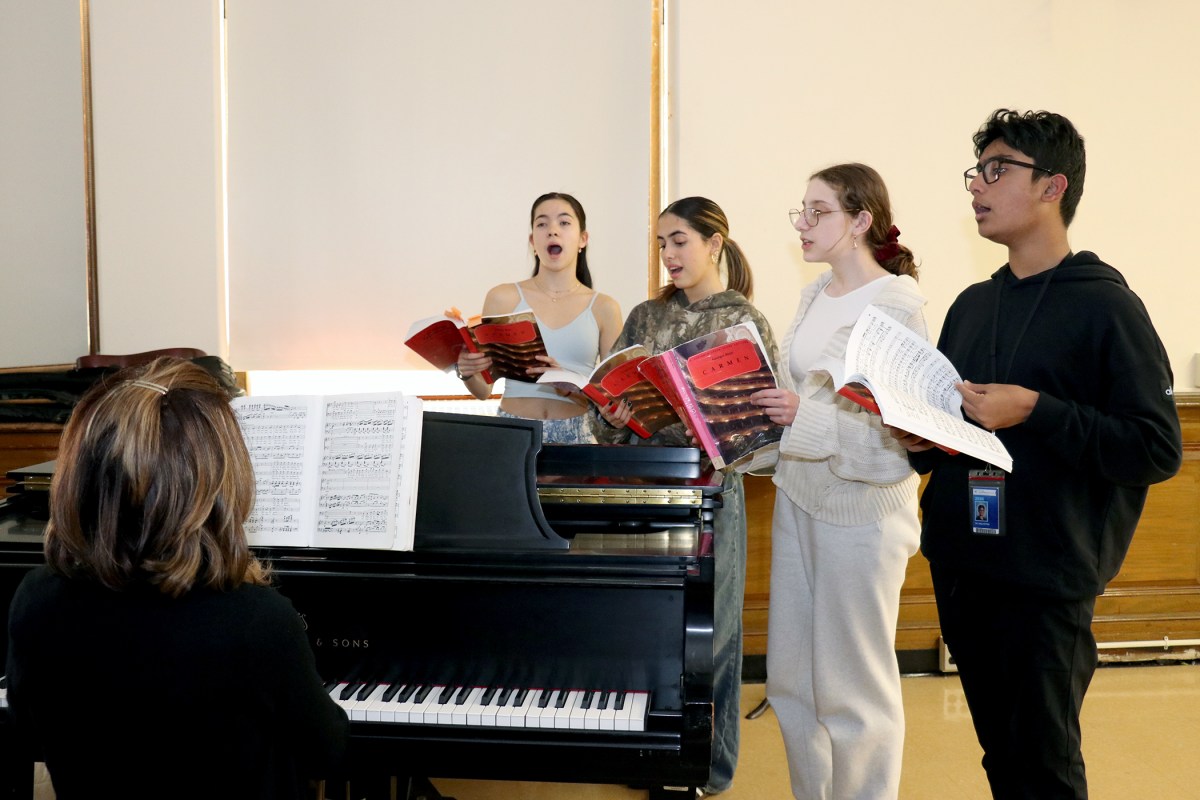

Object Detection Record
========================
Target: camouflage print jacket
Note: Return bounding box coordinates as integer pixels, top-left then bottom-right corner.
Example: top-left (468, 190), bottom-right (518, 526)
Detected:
top-left (591, 289), bottom-right (780, 448)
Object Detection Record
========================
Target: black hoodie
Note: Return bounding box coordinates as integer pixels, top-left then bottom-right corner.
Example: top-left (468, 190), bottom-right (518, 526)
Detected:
top-left (914, 251), bottom-right (1182, 599)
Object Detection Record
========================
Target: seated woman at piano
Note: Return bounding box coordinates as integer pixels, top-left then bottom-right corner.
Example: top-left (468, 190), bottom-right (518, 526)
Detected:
top-left (594, 196), bottom-right (780, 797)
top-left (455, 191), bottom-right (623, 444)
top-left (5, 358), bottom-right (349, 799)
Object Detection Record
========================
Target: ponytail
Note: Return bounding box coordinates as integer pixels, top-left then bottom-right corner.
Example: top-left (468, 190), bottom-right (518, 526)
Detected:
top-left (722, 237), bottom-right (754, 299)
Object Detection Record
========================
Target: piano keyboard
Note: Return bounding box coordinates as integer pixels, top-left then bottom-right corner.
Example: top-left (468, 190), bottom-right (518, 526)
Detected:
top-left (327, 682), bottom-right (649, 732)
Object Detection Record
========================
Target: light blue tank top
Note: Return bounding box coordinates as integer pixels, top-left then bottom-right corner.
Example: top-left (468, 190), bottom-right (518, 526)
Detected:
top-left (503, 284), bottom-right (600, 403)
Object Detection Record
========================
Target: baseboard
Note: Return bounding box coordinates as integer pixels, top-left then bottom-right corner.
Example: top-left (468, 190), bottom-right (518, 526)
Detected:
top-left (742, 649), bottom-right (940, 683)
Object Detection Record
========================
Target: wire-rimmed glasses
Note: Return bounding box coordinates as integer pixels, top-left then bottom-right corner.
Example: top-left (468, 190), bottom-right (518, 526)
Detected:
top-left (788, 207), bottom-right (852, 229)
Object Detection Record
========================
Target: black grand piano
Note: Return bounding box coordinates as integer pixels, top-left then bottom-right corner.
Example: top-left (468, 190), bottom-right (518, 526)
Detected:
top-left (0, 412), bottom-right (720, 799)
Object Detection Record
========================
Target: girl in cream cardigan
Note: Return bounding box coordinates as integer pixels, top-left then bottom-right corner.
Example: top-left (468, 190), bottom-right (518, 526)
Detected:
top-left (751, 163), bottom-right (926, 800)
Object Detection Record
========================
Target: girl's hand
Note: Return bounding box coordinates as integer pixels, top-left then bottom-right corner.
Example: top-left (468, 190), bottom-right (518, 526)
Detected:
top-left (751, 387), bottom-right (800, 426)
top-left (525, 354), bottom-right (561, 377)
top-left (456, 351), bottom-right (493, 380)
top-left (598, 397), bottom-right (633, 429)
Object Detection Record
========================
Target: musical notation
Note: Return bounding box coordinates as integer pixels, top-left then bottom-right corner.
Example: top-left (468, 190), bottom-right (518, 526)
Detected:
top-left (232, 392), bottom-right (423, 550)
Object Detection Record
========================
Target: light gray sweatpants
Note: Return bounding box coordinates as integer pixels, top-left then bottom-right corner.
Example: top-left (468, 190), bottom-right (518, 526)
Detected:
top-left (766, 493), bottom-right (919, 800)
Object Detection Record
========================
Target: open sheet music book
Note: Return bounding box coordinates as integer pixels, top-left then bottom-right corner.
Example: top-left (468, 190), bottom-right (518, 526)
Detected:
top-left (404, 309), bottom-right (550, 385)
top-left (231, 392), bottom-right (424, 550)
top-left (813, 305), bottom-right (1013, 472)
top-left (639, 321), bottom-right (783, 470)
top-left (536, 345), bottom-right (680, 439)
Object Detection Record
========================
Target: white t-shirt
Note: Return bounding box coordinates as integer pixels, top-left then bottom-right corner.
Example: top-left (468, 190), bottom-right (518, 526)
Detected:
top-left (789, 274), bottom-right (895, 381)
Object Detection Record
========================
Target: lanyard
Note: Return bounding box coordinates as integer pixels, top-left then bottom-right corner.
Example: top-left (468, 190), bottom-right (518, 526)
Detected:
top-left (988, 254), bottom-right (1070, 384)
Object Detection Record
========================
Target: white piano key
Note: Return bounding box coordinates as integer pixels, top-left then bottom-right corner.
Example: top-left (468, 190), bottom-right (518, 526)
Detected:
top-left (466, 687), bottom-right (497, 726)
top-left (394, 685), bottom-right (427, 724)
top-left (363, 683), bottom-right (393, 722)
top-left (526, 689), bottom-right (555, 729)
top-left (614, 691), bottom-right (633, 731)
top-left (494, 690), bottom-right (514, 727)
top-left (597, 691), bottom-right (618, 731)
top-left (414, 685), bottom-right (445, 724)
top-left (553, 690), bottom-right (580, 729)
top-left (328, 682), bottom-right (352, 714)
top-left (345, 682), bottom-right (381, 721)
top-left (372, 684), bottom-right (405, 723)
top-left (627, 691), bottom-right (649, 732)
top-left (583, 691), bottom-right (603, 731)
top-left (432, 685), bottom-right (459, 725)
top-left (568, 690), bottom-right (593, 730)
top-left (453, 686), bottom-right (484, 726)
top-left (508, 686), bottom-right (537, 729)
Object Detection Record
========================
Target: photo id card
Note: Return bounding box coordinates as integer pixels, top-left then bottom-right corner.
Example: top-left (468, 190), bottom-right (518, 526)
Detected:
top-left (968, 469), bottom-right (1005, 536)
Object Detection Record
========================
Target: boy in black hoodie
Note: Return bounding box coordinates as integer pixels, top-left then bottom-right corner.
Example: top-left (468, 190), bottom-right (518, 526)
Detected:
top-left (892, 109), bottom-right (1182, 799)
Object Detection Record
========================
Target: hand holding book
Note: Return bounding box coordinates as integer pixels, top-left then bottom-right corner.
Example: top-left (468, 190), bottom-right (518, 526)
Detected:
top-left (537, 345), bottom-right (680, 439)
top-left (405, 308), bottom-right (551, 384)
top-left (816, 305), bottom-right (1011, 471)
top-left (637, 322), bottom-right (783, 470)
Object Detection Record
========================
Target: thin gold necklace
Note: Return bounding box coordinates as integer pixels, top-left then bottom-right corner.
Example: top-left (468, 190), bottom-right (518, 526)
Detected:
top-left (534, 279), bottom-right (582, 302)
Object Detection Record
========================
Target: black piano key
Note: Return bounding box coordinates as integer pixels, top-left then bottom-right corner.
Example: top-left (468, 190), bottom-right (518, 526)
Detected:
top-left (413, 685), bottom-right (433, 704)
top-left (480, 686), bottom-right (498, 706)
top-left (339, 682), bottom-right (363, 701)
top-left (536, 689), bottom-right (554, 709)
top-left (382, 683), bottom-right (403, 702)
top-left (614, 691), bottom-right (627, 711)
top-left (580, 690), bottom-right (594, 710)
top-left (554, 690), bottom-right (571, 709)
top-left (497, 688), bottom-right (514, 706)
top-left (437, 685), bottom-right (456, 704)
top-left (397, 684), bottom-right (419, 703)
top-left (597, 692), bottom-right (610, 710)
top-left (322, 679), bottom-right (337, 693)
top-left (512, 688), bottom-right (528, 706)
top-left (453, 685), bottom-right (472, 705)
top-left (356, 682), bottom-right (379, 701)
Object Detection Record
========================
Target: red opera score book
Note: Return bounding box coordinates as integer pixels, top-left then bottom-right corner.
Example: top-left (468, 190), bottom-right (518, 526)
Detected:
top-left (405, 309), bottom-right (550, 385)
top-left (638, 322), bottom-right (782, 470)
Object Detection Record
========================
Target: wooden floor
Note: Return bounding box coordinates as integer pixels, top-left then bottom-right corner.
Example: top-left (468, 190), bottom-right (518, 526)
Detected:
top-left (429, 663), bottom-right (1200, 800)
top-left (28, 662), bottom-right (1200, 799)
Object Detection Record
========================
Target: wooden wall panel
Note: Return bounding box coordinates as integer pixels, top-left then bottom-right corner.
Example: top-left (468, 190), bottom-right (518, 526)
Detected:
top-left (0, 424), bottom-right (63, 494)
top-left (744, 393), bottom-right (1200, 660)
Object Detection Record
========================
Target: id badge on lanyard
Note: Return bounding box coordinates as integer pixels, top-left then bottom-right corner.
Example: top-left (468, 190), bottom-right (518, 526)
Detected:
top-left (968, 466), bottom-right (1006, 536)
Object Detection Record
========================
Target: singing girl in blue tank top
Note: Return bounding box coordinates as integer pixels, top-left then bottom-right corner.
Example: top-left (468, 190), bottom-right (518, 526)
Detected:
top-left (454, 192), bottom-right (623, 444)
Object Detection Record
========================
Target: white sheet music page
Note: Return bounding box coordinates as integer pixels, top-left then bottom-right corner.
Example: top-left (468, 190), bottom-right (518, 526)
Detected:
top-left (232, 395), bottom-right (323, 547)
top-left (391, 395), bottom-right (424, 551)
top-left (823, 305), bottom-right (1013, 472)
top-left (313, 393), bottom-right (409, 550)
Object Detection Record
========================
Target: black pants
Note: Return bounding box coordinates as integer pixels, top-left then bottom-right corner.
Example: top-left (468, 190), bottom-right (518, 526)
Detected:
top-left (931, 563), bottom-right (1098, 800)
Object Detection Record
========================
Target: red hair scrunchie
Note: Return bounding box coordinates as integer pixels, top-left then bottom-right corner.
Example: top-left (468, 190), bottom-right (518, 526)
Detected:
top-left (873, 225), bottom-right (902, 263)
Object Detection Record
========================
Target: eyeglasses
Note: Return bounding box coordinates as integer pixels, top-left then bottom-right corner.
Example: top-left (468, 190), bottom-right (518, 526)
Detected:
top-left (963, 157), bottom-right (1055, 191)
top-left (788, 207), bottom-right (853, 228)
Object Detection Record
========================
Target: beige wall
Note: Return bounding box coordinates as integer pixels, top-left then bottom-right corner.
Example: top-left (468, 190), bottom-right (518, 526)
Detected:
top-left (671, 0), bottom-right (1200, 387)
top-left (19, 0), bottom-right (1200, 386)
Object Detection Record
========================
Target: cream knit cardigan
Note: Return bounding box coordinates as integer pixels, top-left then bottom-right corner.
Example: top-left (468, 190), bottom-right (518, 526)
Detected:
top-left (773, 271), bottom-right (928, 526)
